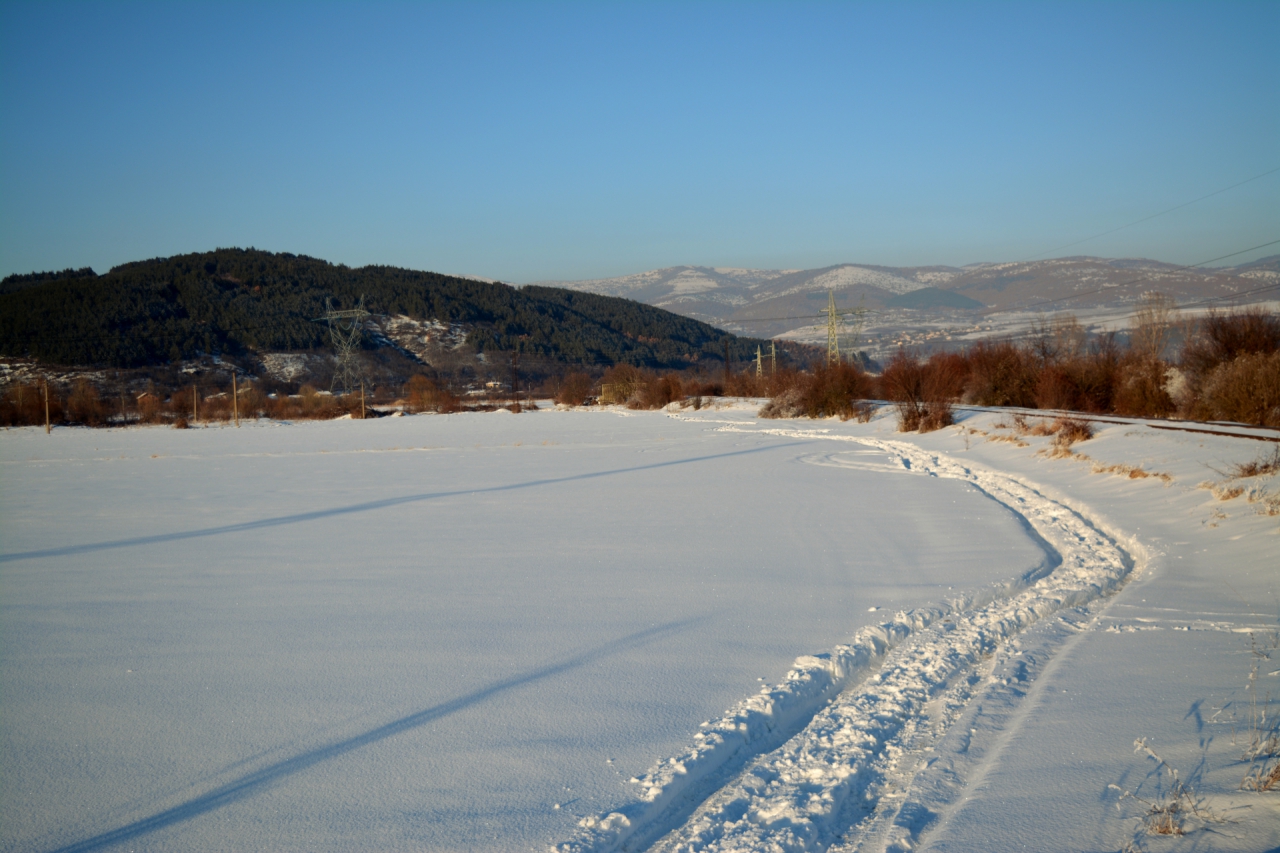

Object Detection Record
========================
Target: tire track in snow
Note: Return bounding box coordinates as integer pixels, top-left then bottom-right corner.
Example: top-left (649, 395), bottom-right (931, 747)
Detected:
top-left (557, 428), bottom-right (1135, 853)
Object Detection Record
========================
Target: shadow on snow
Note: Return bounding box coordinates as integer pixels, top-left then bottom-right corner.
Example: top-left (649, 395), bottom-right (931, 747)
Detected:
top-left (43, 620), bottom-right (698, 853)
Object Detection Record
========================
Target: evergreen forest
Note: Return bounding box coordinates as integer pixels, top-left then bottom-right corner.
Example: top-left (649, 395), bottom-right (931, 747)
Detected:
top-left (0, 248), bottom-right (776, 370)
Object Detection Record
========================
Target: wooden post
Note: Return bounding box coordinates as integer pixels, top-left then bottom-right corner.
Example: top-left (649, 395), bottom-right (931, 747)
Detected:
top-left (193, 386), bottom-right (198, 425)
top-left (232, 374), bottom-right (240, 427)
top-left (360, 383), bottom-right (366, 419)
top-left (724, 338), bottom-right (730, 388)
top-left (43, 379), bottom-right (50, 434)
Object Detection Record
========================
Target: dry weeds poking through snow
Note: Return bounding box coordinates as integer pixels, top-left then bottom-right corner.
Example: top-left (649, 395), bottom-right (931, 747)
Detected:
top-left (1198, 445), bottom-right (1280, 515)
top-left (1111, 739), bottom-right (1223, 850)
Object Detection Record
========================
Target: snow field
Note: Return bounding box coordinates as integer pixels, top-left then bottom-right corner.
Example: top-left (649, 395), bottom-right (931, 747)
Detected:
top-left (0, 409), bottom-right (1048, 853)
top-left (3, 403), bottom-right (1275, 852)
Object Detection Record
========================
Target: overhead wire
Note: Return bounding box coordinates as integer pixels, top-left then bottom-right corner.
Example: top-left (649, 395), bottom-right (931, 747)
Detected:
top-left (1018, 165), bottom-right (1280, 262)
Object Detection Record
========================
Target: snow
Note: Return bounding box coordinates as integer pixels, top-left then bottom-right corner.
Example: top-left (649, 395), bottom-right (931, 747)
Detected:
top-left (2, 404), bottom-right (1277, 852)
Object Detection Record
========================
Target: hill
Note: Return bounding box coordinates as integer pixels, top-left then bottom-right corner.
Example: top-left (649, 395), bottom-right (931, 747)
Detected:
top-left (0, 249), bottom-right (779, 372)
top-left (531, 257), bottom-right (1277, 339)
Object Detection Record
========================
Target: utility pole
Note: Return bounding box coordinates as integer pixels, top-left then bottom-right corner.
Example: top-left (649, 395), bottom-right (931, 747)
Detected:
top-left (232, 374), bottom-right (240, 427)
top-left (43, 379), bottom-right (50, 434)
top-left (193, 386), bottom-right (198, 425)
top-left (510, 343), bottom-right (520, 412)
top-left (724, 338), bottom-right (731, 387)
top-left (360, 383), bottom-right (366, 419)
top-left (770, 340), bottom-right (777, 375)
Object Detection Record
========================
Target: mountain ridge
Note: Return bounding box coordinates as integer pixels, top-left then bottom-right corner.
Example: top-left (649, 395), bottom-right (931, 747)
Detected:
top-left (528, 256), bottom-right (1279, 337)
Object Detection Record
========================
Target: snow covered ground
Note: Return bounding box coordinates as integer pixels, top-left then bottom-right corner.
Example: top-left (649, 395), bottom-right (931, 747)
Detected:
top-left (1, 404), bottom-right (1277, 852)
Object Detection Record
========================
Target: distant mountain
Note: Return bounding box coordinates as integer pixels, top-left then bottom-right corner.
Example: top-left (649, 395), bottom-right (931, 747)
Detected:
top-left (531, 257), bottom-right (1276, 338)
top-left (0, 249), bottom-right (780, 371)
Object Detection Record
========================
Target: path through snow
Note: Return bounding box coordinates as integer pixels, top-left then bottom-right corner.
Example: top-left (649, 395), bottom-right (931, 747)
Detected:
top-left (562, 424), bottom-right (1137, 853)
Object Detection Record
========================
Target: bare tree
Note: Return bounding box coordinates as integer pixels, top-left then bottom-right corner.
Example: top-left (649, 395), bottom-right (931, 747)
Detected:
top-left (1131, 292), bottom-right (1179, 360)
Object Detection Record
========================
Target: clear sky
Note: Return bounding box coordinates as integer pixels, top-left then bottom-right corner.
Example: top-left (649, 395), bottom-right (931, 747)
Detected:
top-left (1, 1), bottom-right (1277, 283)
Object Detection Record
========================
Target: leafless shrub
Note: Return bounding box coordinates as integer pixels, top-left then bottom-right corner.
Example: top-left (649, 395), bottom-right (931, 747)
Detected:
top-left (1183, 307), bottom-right (1280, 378)
top-left (635, 373), bottom-right (683, 409)
top-left (759, 362), bottom-right (875, 420)
top-left (963, 340), bottom-right (1037, 407)
top-left (0, 381), bottom-right (58, 427)
top-left (599, 363), bottom-right (644, 405)
top-left (1130, 292), bottom-right (1179, 361)
top-left (555, 372), bottom-right (594, 407)
top-left (1195, 351), bottom-right (1280, 427)
top-left (404, 375), bottom-right (460, 413)
top-left (1113, 354), bottom-right (1175, 418)
top-left (881, 350), bottom-right (958, 432)
top-left (65, 379), bottom-right (108, 426)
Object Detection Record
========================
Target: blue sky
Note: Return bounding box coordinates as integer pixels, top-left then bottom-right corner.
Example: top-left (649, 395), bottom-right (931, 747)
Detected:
top-left (1, 1), bottom-right (1277, 282)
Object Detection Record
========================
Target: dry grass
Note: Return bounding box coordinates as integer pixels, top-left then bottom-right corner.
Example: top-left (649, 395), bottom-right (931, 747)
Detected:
top-left (1230, 446), bottom-right (1280, 480)
top-left (1240, 632), bottom-right (1280, 792)
top-left (987, 434), bottom-right (1030, 447)
top-left (1112, 739), bottom-right (1221, 846)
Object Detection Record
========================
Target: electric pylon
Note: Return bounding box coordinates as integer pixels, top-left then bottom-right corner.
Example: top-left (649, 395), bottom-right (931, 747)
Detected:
top-left (825, 291), bottom-right (841, 365)
top-left (756, 345), bottom-right (763, 378)
top-left (315, 296), bottom-right (370, 394)
top-left (823, 290), bottom-right (870, 366)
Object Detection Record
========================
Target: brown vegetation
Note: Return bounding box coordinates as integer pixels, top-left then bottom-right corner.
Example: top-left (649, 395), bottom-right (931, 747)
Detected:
top-left (403, 375), bottom-right (460, 413)
top-left (555, 372), bottom-right (594, 406)
top-left (754, 303), bottom-right (1279, 431)
top-left (880, 351), bottom-right (961, 432)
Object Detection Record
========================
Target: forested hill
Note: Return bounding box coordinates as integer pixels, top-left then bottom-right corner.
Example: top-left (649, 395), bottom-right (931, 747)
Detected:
top-left (0, 248), bottom-right (775, 369)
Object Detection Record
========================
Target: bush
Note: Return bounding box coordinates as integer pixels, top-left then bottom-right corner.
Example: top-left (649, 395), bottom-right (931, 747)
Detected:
top-left (64, 379), bottom-right (108, 426)
top-left (1195, 351), bottom-right (1280, 427)
top-left (1113, 355), bottom-right (1174, 418)
top-left (404, 374), bottom-right (459, 413)
top-left (880, 351), bottom-right (958, 432)
top-left (0, 381), bottom-right (55, 427)
top-left (1183, 307), bottom-right (1280, 378)
top-left (759, 362), bottom-right (874, 420)
top-left (556, 372), bottom-right (594, 406)
top-left (635, 373), bottom-right (682, 409)
top-left (599, 363), bottom-right (645, 404)
top-left (963, 340), bottom-right (1037, 407)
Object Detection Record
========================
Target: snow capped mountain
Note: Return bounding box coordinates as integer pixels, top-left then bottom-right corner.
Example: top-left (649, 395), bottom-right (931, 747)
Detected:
top-left (529, 257), bottom-right (1276, 339)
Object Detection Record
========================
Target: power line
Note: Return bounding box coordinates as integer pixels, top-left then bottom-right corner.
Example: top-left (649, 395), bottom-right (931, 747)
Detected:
top-left (1020, 165), bottom-right (1280, 261)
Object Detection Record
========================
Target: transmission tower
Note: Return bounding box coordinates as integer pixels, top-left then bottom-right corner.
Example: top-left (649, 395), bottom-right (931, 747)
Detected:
top-left (822, 290), bottom-right (870, 366)
top-left (314, 296), bottom-right (370, 394)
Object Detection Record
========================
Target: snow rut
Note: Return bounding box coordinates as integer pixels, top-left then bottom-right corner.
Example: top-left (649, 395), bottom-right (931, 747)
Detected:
top-left (557, 429), bottom-right (1134, 853)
